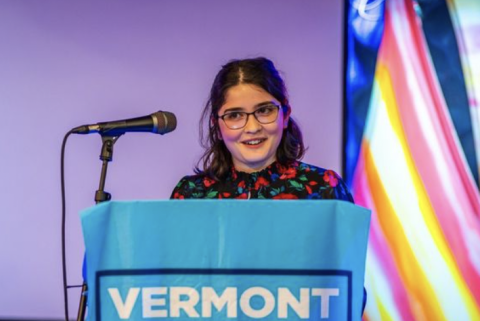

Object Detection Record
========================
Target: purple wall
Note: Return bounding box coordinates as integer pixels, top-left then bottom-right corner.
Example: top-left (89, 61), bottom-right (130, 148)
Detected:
top-left (0, 0), bottom-right (343, 318)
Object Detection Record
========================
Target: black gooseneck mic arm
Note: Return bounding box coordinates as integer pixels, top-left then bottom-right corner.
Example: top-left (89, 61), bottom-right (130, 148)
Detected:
top-left (76, 134), bottom-right (120, 321)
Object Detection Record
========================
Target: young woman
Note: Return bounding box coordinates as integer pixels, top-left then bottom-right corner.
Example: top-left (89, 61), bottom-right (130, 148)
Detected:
top-left (171, 57), bottom-right (353, 202)
top-left (171, 57), bottom-right (365, 313)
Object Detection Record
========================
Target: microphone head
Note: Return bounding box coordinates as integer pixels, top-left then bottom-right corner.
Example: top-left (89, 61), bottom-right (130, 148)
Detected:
top-left (151, 111), bottom-right (177, 135)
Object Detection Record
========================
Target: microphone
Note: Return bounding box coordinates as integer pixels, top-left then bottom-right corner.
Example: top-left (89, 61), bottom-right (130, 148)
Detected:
top-left (72, 111), bottom-right (177, 136)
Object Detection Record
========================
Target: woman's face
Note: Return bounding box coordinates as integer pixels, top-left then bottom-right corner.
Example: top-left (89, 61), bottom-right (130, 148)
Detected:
top-left (217, 84), bottom-right (290, 173)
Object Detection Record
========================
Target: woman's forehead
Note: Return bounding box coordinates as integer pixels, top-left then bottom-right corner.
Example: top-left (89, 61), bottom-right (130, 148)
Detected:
top-left (220, 84), bottom-right (278, 110)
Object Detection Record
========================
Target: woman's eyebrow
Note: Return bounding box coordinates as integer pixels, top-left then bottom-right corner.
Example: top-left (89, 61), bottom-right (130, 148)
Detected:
top-left (223, 101), bottom-right (277, 113)
top-left (222, 107), bottom-right (245, 113)
top-left (255, 101), bottom-right (276, 108)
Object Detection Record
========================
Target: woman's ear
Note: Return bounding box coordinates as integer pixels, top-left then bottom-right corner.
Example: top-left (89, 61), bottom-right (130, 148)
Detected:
top-left (283, 106), bottom-right (291, 129)
top-left (216, 126), bottom-right (224, 141)
top-left (211, 116), bottom-right (223, 140)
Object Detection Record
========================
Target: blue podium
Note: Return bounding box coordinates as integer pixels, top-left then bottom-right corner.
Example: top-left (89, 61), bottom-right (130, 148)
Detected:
top-left (80, 200), bottom-right (370, 321)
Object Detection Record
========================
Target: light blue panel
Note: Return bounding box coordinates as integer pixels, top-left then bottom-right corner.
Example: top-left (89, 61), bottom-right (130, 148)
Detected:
top-left (81, 200), bottom-right (370, 321)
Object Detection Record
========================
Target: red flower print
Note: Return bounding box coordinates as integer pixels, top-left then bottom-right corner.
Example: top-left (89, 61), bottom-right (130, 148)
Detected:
top-left (254, 176), bottom-right (269, 190)
top-left (323, 170), bottom-right (338, 188)
top-left (203, 177), bottom-right (215, 188)
top-left (173, 193), bottom-right (184, 199)
top-left (273, 193), bottom-right (298, 199)
top-left (238, 181), bottom-right (246, 188)
top-left (277, 163), bottom-right (287, 174)
top-left (236, 193), bottom-right (248, 199)
top-left (280, 168), bottom-right (297, 180)
top-left (306, 185), bottom-right (312, 194)
top-left (223, 192), bottom-right (231, 197)
top-left (309, 181), bottom-right (318, 186)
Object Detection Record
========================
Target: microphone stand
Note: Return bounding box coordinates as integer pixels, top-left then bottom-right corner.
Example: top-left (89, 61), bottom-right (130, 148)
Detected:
top-left (77, 135), bottom-right (120, 321)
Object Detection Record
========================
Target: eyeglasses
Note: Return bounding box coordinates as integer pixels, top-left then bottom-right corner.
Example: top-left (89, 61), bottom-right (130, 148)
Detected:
top-left (217, 103), bottom-right (281, 130)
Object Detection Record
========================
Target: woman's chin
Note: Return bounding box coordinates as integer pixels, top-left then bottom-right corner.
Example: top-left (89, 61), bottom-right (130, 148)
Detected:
top-left (234, 156), bottom-right (276, 173)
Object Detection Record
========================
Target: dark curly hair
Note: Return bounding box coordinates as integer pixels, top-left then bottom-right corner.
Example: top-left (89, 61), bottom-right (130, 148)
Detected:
top-left (197, 57), bottom-right (305, 180)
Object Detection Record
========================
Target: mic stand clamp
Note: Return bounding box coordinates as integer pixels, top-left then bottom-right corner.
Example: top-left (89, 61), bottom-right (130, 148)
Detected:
top-left (77, 134), bottom-right (121, 321)
top-left (94, 135), bottom-right (119, 203)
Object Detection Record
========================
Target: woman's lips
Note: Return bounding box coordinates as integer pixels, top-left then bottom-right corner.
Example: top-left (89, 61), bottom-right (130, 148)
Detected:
top-left (242, 138), bottom-right (267, 147)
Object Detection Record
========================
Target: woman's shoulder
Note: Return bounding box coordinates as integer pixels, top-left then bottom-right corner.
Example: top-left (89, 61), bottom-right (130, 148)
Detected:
top-left (295, 161), bottom-right (327, 172)
top-left (175, 173), bottom-right (208, 186)
top-left (291, 161), bottom-right (354, 203)
top-left (291, 161), bottom-right (337, 176)
top-left (170, 173), bottom-right (214, 199)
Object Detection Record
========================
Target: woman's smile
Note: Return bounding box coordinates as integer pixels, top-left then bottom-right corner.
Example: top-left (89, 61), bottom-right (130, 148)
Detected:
top-left (241, 138), bottom-right (267, 146)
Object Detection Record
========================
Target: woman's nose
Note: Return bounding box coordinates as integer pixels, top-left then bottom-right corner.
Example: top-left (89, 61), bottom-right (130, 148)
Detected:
top-left (244, 114), bottom-right (262, 133)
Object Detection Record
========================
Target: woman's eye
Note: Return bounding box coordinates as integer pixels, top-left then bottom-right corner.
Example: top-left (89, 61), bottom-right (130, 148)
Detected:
top-left (256, 106), bottom-right (275, 115)
top-left (224, 112), bottom-right (244, 121)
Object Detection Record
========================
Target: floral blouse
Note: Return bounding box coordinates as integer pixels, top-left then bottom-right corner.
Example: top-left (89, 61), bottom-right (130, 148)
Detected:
top-left (171, 161), bottom-right (354, 202)
top-left (171, 160), bottom-right (362, 309)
